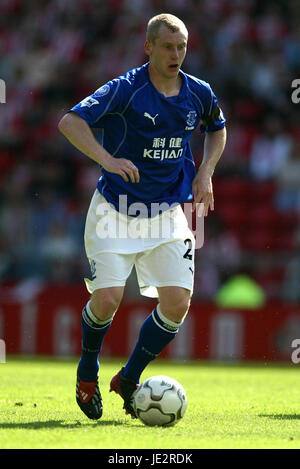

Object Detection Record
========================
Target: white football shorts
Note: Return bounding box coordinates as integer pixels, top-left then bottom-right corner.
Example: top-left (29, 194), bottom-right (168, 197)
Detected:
top-left (84, 190), bottom-right (195, 298)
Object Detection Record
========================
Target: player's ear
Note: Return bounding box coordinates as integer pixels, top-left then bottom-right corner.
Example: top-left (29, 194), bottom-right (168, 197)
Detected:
top-left (144, 40), bottom-right (152, 57)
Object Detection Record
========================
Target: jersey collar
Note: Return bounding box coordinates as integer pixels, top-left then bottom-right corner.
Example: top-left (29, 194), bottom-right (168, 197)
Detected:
top-left (144, 62), bottom-right (187, 102)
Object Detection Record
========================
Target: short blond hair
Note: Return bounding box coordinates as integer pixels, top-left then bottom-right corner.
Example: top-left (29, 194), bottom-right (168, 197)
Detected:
top-left (146, 13), bottom-right (188, 44)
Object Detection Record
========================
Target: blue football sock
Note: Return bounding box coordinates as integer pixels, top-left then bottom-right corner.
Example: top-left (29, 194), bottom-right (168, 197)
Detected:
top-left (78, 301), bottom-right (113, 382)
top-left (123, 305), bottom-right (182, 383)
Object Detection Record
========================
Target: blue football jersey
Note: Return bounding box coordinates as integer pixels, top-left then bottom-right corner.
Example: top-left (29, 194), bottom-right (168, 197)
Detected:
top-left (70, 62), bottom-right (226, 216)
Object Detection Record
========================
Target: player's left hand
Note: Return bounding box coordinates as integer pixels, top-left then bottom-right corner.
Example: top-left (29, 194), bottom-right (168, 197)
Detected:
top-left (191, 165), bottom-right (214, 216)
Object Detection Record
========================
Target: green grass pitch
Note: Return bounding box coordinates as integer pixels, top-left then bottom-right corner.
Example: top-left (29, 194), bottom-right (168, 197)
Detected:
top-left (0, 356), bottom-right (300, 449)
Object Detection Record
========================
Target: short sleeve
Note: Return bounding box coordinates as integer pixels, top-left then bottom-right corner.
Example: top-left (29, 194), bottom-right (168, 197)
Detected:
top-left (199, 83), bottom-right (226, 134)
top-left (70, 79), bottom-right (123, 126)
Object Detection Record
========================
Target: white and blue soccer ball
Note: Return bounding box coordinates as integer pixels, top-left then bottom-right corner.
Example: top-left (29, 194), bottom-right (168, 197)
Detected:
top-left (132, 375), bottom-right (187, 426)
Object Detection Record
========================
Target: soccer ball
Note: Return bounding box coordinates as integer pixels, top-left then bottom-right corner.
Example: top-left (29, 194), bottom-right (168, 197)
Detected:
top-left (132, 375), bottom-right (187, 426)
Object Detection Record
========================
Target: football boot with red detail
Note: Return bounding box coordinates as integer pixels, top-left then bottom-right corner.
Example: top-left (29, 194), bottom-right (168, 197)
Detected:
top-left (76, 373), bottom-right (103, 420)
top-left (109, 367), bottom-right (139, 418)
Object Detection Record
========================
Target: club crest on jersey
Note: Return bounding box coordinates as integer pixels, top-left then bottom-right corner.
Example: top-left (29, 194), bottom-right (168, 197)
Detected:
top-left (185, 110), bottom-right (197, 130)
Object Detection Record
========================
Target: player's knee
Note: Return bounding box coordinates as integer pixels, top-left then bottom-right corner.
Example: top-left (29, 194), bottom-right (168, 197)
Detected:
top-left (90, 289), bottom-right (122, 321)
top-left (160, 293), bottom-right (191, 323)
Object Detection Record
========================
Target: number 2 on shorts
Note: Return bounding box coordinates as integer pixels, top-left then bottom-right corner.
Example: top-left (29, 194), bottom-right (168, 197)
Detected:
top-left (183, 238), bottom-right (193, 260)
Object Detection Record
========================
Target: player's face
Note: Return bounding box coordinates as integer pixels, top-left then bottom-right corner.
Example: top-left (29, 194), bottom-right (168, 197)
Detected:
top-left (145, 25), bottom-right (188, 79)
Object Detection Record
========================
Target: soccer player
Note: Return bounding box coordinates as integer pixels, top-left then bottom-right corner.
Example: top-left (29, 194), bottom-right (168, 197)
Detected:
top-left (58, 13), bottom-right (226, 420)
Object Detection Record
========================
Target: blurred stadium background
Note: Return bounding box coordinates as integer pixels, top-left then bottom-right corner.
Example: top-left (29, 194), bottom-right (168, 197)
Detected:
top-left (0, 0), bottom-right (300, 362)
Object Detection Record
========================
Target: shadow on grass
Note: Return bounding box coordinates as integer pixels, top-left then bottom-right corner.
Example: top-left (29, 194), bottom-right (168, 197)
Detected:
top-left (0, 419), bottom-right (125, 429)
top-left (258, 414), bottom-right (300, 420)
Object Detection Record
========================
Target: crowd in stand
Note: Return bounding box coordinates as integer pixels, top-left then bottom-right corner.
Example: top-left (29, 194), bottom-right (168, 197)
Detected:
top-left (0, 0), bottom-right (299, 302)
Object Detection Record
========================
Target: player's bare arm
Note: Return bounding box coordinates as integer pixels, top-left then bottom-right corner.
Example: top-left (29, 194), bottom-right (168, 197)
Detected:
top-left (58, 112), bottom-right (140, 183)
top-left (192, 127), bottom-right (227, 216)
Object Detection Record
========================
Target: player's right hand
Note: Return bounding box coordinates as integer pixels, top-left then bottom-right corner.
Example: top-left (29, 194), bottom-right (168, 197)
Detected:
top-left (102, 156), bottom-right (140, 183)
